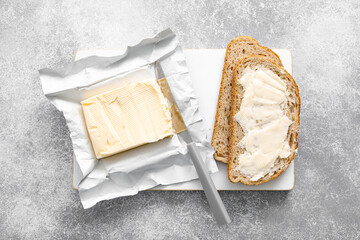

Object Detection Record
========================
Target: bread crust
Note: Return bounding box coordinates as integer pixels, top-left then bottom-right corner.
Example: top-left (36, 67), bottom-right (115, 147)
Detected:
top-left (228, 55), bottom-right (300, 185)
top-left (211, 37), bottom-right (283, 163)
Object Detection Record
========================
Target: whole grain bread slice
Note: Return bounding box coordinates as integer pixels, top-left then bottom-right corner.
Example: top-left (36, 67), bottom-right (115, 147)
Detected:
top-left (211, 37), bottom-right (283, 163)
top-left (228, 55), bottom-right (300, 185)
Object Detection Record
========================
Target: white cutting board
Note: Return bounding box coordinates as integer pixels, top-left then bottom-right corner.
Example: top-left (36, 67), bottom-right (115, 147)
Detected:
top-left (74, 48), bottom-right (294, 191)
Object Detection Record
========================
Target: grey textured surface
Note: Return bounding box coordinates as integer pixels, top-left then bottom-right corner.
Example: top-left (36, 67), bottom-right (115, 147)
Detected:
top-left (1, 0), bottom-right (360, 239)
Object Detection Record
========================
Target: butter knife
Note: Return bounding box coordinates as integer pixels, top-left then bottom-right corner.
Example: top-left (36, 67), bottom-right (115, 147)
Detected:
top-left (155, 61), bottom-right (231, 225)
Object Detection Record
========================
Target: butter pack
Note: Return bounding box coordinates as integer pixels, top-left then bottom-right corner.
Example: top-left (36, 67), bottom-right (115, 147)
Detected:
top-left (39, 29), bottom-right (217, 208)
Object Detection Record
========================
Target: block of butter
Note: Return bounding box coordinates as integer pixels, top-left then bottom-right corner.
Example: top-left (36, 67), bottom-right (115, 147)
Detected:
top-left (81, 79), bottom-right (174, 159)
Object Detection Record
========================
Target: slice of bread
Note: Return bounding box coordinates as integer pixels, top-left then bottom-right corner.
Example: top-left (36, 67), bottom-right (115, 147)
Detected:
top-left (212, 36), bottom-right (283, 163)
top-left (228, 55), bottom-right (300, 185)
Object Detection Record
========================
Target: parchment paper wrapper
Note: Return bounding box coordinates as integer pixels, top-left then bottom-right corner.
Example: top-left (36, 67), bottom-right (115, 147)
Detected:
top-left (39, 29), bottom-right (218, 208)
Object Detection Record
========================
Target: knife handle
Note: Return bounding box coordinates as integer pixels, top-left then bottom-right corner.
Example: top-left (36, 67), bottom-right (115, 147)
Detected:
top-left (187, 142), bottom-right (231, 225)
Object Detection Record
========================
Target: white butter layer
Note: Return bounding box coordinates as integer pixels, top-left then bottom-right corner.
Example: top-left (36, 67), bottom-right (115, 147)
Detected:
top-left (234, 68), bottom-right (292, 181)
top-left (81, 79), bottom-right (174, 159)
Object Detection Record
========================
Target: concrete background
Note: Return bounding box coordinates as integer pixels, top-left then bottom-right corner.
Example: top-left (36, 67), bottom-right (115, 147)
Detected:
top-left (1, 0), bottom-right (360, 239)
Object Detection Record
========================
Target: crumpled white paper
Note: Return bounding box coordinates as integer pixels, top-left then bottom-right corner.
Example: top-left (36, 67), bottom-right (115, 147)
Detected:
top-left (39, 29), bottom-right (218, 208)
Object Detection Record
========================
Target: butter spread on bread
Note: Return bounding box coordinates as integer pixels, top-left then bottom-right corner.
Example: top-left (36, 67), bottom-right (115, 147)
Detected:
top-left (233, 67), bottom-right (292, 181)
top-left (229, 56), bottom-right (300, 185)
top-left (81, 79), bottom-right (174, 159)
